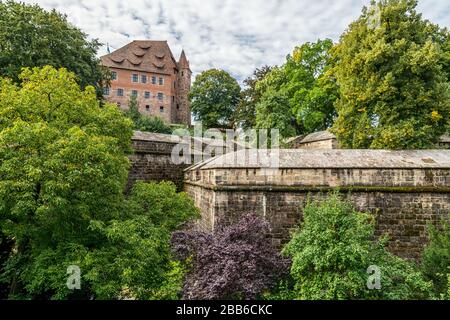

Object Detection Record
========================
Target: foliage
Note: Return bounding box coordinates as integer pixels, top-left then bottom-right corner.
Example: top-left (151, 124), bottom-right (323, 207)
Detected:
top-left (284, 39), bottom-right (338, 134)
top-left (171, 214), bottom-right (290, 300)
top-left (255, 88), bottom-right (296, 138)
top-left (283, 193), bottom-right (434, 300)
top-left (125, 96), bottom-right (172, 134)
top-left (189, 69), bottom-right (241, 129)
top-left (0, 67), bottom-right (198, 299)
top-left (253, 40), bottom-right (338, 137)
top-left (421, 217), bottom-right (450, 297)
top-left (0, 0), bottom-right (108, 98)
top-left (233, 66), bottom-right (273, 129)
top-left (330, 0), bottom-right (450, 149)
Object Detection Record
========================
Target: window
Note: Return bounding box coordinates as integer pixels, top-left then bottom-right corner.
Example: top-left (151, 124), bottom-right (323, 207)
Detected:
top-left (176, 104), bottom-right (180, 110)
top-left (141, 75), bottom-right (147, 84)
top-left (174, 81), bottom-right (176, 89)
top-left (145, 91), bottom-right (151, 99)
top-left (117, 88), bottom-right (124, 97)
top-left (103, 87), bottom-right (110, 95)
top-left (111, 71), bottom-right (117, 80)
top-left (152, 76), bottom-right (157, 84)
top-left (172, 96), bottom-right (175, 102)
top-left (160, 106), bottom-right (164, 113)
top-left (132, 90), bottom-right (138, 97)
top-left (181, 71), bottom-right (184, 76)
top-left (117, 102), bottom-right (121, 107)
top-left (145, 105), bottom-right (150, 111)
top-left (157, 92), bottom-right (164, 101)
top-left (159, 77), bottom-right (164, 85)
top-left (132, 74), bottom-right (139, 83)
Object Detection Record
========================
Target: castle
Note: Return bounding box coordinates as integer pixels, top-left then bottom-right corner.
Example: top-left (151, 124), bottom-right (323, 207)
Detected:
top-left (100, 40), bottom-right (191, 125)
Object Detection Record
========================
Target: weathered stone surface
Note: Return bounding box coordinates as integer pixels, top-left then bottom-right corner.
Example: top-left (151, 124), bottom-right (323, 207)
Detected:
top-left (185, 149), bottom-right (450, 260)
top-left (127, 131), bottom-right (188, 191)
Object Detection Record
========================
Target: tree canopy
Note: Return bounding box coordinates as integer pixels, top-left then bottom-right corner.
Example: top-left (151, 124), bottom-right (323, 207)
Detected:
top-left (189, 69), bottom-right (241, 129)
top-left (0, 0), bottom-right (107, 97)
top-left (0, 67), bottom-right (199, 299)
top-left (330, 0), bottom-right (450, 149)
top-left (233, 66), bottom-right (273, 130)
top-left (253, 39), bottom-right (338, 138)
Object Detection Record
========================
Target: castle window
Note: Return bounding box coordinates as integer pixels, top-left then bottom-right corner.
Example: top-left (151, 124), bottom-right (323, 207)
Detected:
top-left (132, 74), bottom-right (139, 83)
top-left (159, 77), bottom-right (164, 85)
top-left (117, 88), bottom-right (124, 97)
top-left (157, 92), bottom-right (164, 101)
top-left (111, 71), bottom-right (117, 80)
top-left (176, 104), bottom-right (180, 110)
top-left (132, 90), bottom-right (138, 97)
top-left (152, 76), bottom-right (157, 84)
top-left (141, 75), bottom-right (147, 84)
top-left (160, 106), bottom-right (164, 113)
top-left (103, 87), bottom-right (110, 95)
top-left (145, 91), bottom-right (151, 99)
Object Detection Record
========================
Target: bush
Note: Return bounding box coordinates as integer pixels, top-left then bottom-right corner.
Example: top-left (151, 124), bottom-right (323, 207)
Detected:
top-left (171, 214), bottom-right (290, 300)
top-left (7, 181), bottom-right (199, 300)
top-left (283, 193), bottom-right (434, 300)
top-left (421, 217), bottom-right (450, 296)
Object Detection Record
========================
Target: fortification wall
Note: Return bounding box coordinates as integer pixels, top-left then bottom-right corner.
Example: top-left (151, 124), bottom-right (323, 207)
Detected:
top-left (128, 131), bottom-right (188, 191)
top-left (184, 149), bottom-right (450, 260)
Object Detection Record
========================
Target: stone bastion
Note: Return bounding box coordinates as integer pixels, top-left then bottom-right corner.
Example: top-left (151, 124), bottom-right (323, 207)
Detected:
top-left (184, 149), bottom-right (450, 260)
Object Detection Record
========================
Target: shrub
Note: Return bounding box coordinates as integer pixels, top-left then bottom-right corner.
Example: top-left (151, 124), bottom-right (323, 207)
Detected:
top-left (171, 214), bottom-right (290, 300)
top-left (283, 193), bottom-right (434, 300)
top-left (421, 217), bottom-right (450, 296)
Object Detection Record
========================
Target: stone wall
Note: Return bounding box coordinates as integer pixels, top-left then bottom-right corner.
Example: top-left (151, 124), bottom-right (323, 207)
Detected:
top-left (184, 149), bottom-right (450, 260)
top-left (127, 131), bottom-right (188, 191)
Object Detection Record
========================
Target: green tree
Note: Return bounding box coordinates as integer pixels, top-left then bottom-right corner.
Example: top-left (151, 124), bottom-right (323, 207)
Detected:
top-left (254, 40), bottom-right (338, 136)
top-left (283, 193), bottom-right (433, 300)
top-left (233, 66), bottom-right (272, 129)
top-left (0, 67), bottom-right (198, 299)
top-left (125, 96), bottom-right (172, 134)
top-left (330, 0), bottom-right (450, 149)
top-left (189, 69), bottom-right (241, 129)
top-left (421, 217), bottom-right (450, 297)
top-left (284, 39), bottom-right (338, 134)
top-left (0, 1), bottom-right (108, 97)
top-left (255, 88), bottom-right (296, 138)
top-left (0, 66), bottom-right (132, 298)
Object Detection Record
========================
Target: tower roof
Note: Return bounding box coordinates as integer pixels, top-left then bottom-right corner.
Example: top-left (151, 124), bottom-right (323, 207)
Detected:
top-left (178, 49), bottom-right (191, 70)
top-left (100, 40), bottom-right (178, 75)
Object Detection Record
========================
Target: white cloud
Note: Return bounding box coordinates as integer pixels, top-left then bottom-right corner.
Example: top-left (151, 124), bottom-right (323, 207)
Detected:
top-left (22, 0), bottom-right (450, 81)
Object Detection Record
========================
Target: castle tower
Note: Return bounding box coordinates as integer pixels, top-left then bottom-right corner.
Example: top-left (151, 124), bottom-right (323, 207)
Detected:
top-left (176, 50), bottom-right (192, 126)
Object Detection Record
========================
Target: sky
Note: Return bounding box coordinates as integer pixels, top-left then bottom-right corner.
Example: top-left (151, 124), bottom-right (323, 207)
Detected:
top-left (22, 0), bottom-right (450, 82)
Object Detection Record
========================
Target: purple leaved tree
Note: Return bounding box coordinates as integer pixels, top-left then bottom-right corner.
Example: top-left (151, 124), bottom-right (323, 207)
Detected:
top-left (171, 214), bottom-right (290, 300)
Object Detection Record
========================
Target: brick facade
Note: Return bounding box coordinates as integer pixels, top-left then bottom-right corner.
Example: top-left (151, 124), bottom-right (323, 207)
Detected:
top-left (101, 41), bottom-right (191, 125)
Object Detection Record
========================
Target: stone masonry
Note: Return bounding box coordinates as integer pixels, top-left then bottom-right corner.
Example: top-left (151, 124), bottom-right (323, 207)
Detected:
top-left (184, 149), bottom-right (450, 260)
